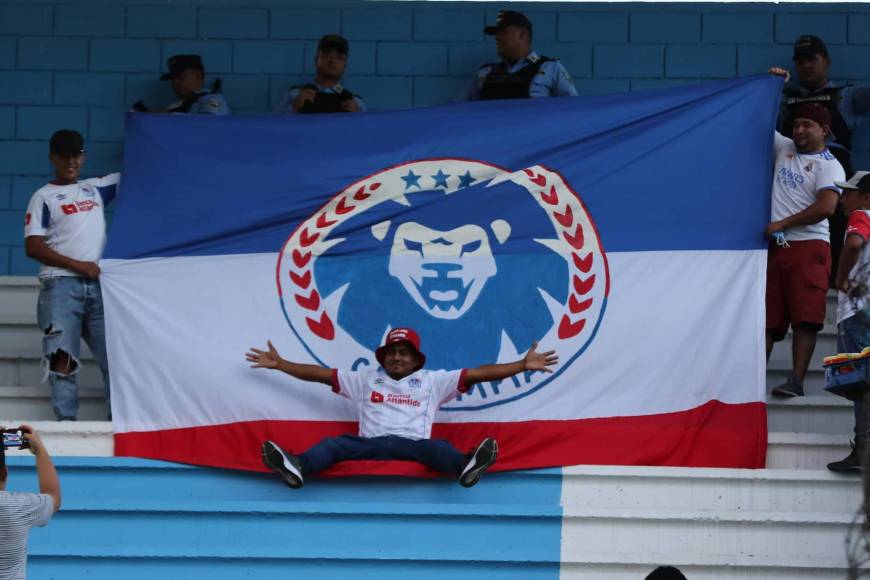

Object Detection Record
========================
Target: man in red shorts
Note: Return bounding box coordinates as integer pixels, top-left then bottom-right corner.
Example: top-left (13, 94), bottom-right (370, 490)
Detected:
top-left (766, 101), bottom-right (846, 397)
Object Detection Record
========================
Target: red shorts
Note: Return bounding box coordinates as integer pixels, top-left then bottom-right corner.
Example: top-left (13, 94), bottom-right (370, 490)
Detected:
top-left (766, 239), bottom-right (830, 341)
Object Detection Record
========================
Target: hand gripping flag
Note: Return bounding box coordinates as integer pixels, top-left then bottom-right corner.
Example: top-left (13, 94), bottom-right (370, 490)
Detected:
top-left (102, 76), bottom-right (781, 474)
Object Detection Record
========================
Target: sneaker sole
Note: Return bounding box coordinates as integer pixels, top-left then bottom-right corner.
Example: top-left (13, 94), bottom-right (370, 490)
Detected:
top-left (770, 388), bottom-right (803, 398)
top-left (459, 438), bottom-right (498, 488)
top-left (261, 441), bottom-right (303, 489)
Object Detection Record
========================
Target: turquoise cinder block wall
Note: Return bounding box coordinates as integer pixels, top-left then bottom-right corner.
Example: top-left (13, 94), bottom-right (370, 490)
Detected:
top-left (1, 0), bottom-right (868, 275)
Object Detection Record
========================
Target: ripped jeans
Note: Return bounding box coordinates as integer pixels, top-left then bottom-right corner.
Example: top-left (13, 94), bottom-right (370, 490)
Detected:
top-left (37, 276), bottom-right (110, 420)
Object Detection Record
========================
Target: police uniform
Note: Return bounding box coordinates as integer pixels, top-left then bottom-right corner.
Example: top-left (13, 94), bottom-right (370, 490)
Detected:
top-left (273, 83), bottom-right (366, 115)
top-left (161, 54), bottom-right (231, 116)
top-left (274, 34), bottom-right (365, 115)
top-left (459, 10), bottom-right (577, 102)
top-left (461, 51), bottom-right (577, 101)
top-left (165, 91), bottom-right (230, 116)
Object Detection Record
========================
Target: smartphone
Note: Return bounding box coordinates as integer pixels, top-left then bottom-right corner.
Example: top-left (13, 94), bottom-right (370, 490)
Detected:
top-left (2, 429), bottom-right (29, 450)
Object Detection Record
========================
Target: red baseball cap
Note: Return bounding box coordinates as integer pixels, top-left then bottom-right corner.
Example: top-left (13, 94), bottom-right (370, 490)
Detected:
top-left (375, 327), bottom-right (426, 371)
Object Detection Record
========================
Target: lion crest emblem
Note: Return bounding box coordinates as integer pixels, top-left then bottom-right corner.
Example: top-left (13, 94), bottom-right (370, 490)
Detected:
top-left (277, 159), bottom-right (609, 410)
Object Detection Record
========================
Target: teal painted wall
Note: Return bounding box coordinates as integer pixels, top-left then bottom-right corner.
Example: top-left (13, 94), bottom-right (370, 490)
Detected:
top-left (1, 1), bottom-right (868, 274)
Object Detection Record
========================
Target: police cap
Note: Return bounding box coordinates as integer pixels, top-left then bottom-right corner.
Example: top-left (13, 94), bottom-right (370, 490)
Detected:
top-left (793, 35), bottom-right (828, 60)
top-left (161, 54), bottom-right (204, 81)
top-left (484, 11), bottom-right (532, 35)
top-left (318, 34), bottom-right (349, 55)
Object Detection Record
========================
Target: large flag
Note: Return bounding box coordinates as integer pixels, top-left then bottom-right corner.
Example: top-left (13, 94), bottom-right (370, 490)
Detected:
top-left (102, 75), bottom-right (780, 474)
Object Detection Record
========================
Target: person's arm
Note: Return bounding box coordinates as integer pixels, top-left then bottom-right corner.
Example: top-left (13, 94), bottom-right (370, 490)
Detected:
top-left (836, 211), bottom-right (870, 291)
top-left (550, 62), bottom-right (578, 97)
top-left (849, 86), bottom-right (870, 116)
top-left (246, 340), bottom-right (333, 386)
top-left (83, 173), bottom-right (121, 205)
top-left (465, 342), bottom-right (558, 385)
top-left (20, 424), bottom-right (61, 512)
top-left (292, 87), bottom-right (317, 113)
top-left (25, 236), bottom-right (100, 279)
top-left (836, 234), bottom-right (865, 292)
top-left (455, 71), bottom-right (483, 102)
top-left (340, 96), bottom-right (366, 113)
top-left (765, 188), bottom-right (839, 236)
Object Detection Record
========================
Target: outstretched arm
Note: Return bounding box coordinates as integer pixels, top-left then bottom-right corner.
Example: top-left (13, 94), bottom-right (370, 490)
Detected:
top-left (465, 342), bottom-right (558, 385)
top-left (246, 340), bottom-right (333, 386)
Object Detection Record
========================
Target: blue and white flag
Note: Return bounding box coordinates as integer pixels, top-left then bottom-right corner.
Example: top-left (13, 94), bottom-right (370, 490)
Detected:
top-left (102, 76), bottom-right (780, 474)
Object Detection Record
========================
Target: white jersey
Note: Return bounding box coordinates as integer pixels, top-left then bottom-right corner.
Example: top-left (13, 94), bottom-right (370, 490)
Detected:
top-left (332, 368), bottom-right (468, 440)
top-left (0, 491), bottom-right (54, 580)
top-left (837, 210), bottom-right (870, 324)
top-left (771, 132), bottom-right (845, 243)
top-left (23, 174), bottom-right (120, 278)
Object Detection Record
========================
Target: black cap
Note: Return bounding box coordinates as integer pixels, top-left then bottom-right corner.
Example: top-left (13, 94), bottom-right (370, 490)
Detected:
top-left (161, 54), bottom-right (204, 81)
top-left (317, 34), bottom-right (348, 55)
top-left (485, 11), bottom-right (533, 35)
top-left (793, 35), bottom-right (828, 60)
top-left (49, 129), bottom-right (85, 156)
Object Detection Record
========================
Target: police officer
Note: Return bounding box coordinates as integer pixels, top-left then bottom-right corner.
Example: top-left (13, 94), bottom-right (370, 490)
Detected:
top-left (160, 54), bottom-right (230, 116)
top-left (779, 36), bottom-right (870, 175)
top-left (458, 11), bottom-right (577, 101)
top-left (273, 34), bottom-right (366, 114)
top-left (775, 35), bottom-right (870, 285)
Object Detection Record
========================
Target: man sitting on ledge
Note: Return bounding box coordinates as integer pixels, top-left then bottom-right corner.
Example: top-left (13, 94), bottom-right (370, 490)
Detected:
top-left (246, 327), bottom-right (557, 488)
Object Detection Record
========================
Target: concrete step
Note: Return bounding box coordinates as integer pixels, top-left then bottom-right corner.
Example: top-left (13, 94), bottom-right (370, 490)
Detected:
top-left (766, 395), bottom-right (854, 435)
top-left (0, 276), bottom-right (37, 318)
top-left (0, 385), bottom-right (108, 421)
top-left (561, 465), bottom-right (861, 516)
top-left (767, 332), bottom-right (836, 373)
top-left (2, 421), bottom-right (113, 455)
top-left (560, 509), bottom-right (855, 573)
top-left (766, 432), bottom-right (854, 469)
top-left (0, 346), bottom-right (102, 389)
top-left (766, 365), bottom-right (826, 395)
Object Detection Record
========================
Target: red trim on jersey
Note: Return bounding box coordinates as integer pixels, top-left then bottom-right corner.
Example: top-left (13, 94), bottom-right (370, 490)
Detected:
top-left (331, 369), bottom-right (340, 393)
top-left (846, 210), bottom-right (870, 242)
top-left (114, 399), bottom-right (766, 474)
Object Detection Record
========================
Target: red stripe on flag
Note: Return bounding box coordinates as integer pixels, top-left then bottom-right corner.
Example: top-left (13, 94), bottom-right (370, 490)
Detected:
top-left (114, 400), bottom-right (766, 476)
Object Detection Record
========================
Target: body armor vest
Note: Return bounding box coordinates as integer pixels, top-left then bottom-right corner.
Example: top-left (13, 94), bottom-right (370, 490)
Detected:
top-left (299, 87), bottom-right (356, 114)
top-left (478, 57), bottom-right (552, 101)
top-left (166, 79), bottom-right (222, 114)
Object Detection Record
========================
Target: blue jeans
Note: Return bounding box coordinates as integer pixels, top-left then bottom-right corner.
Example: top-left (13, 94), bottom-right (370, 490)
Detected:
top-left (837, 313), bottom-right (870, 440)
top-left (299, 435), bottom-right (466, 476)
top-left (36, 277), bottom-right (110, 420)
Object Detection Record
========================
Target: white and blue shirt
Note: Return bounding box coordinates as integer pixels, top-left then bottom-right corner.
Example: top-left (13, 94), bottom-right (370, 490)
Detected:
top-left (24, 174), bottom-right (120, 278)
top-left (771, 132), bottom-right (845, 243)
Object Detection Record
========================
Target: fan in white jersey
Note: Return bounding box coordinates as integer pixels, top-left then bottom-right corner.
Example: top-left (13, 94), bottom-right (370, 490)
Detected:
top-left (759, 82), bottom-right (847, 400)
top-left (827, 171), bottom-right (870, 472)
top-left (246, 327), bottom-right (558, 488)
top-left (22, 130), bottom-right (119, 421)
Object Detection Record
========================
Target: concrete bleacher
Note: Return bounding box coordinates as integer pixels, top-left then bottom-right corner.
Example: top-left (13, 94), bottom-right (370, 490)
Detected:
top-left (0, 276), bottom-right (864, 579)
